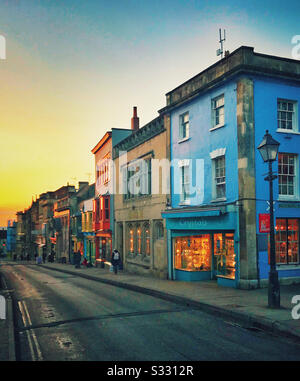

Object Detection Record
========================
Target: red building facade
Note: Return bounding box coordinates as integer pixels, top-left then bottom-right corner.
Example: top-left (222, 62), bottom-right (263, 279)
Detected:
top-left (92, 132), bottom-right (113, 265)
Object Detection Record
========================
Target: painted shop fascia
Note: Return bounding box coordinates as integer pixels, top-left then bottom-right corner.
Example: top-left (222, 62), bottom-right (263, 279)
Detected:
top-left (162, 203), bottom-right (239, 287)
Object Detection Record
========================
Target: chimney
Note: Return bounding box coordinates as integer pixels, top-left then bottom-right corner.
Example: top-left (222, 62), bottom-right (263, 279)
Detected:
top-left (78, 181), bottom-right (89, 190)
top-left (131, 106), bottom-right (139, 131)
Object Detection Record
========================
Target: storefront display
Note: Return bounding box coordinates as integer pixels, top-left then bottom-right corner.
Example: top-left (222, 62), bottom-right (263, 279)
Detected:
top-left (275, 218), bottom-right (299, 264)
top-left (175, 235), bottom-right (211, 271)
top-left (213, 233), bottom-right (236, 279)
top-left (174, 232), bottom-right (236, 279)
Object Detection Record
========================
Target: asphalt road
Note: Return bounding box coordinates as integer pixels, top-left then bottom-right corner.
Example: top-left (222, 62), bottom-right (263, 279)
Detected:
top-left (1, 263), bottom-right (300, 361)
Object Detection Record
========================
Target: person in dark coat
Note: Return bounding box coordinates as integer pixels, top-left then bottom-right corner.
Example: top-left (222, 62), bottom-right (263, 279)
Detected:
top-left (49, 250), bottom-right (55, 263)
top-left (111, 249), bottom-right (121, 274)
top-left (74, 250), bottom-right (81, 269)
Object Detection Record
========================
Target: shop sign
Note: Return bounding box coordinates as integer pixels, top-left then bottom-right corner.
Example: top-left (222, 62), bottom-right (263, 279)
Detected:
top-left (259, 213), bottom-right (270, 233)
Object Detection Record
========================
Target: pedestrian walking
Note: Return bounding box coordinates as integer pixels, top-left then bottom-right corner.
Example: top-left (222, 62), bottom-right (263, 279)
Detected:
top-left (74, 250), bottom-right (81, 269)
top-left (111, 249), bottom-right (121, 274)
top-left (49, 250), bottom-right (55, 263)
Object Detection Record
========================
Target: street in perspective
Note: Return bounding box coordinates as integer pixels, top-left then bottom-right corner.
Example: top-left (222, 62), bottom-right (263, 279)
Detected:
top-left (1, 259), bottom-right (300, 362)
top-left (1, 0), bottom-right (300, 367)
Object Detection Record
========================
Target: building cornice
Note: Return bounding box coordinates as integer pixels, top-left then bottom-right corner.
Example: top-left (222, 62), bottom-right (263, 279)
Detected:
top-left (113, 116), bottom-right (165, 159)
top-left (158, 46), bottom-right (300, 114)
top-left (91, 131), bottom-right (112, 154)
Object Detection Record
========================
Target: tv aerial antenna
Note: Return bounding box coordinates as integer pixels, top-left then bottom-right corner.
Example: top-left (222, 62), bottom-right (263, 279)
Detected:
top-left (216, 28), bottom-right (226, 59)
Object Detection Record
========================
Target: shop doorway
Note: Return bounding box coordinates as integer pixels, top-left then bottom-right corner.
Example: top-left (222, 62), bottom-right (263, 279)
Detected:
top-left (213, 233), bottom-right (236, 279)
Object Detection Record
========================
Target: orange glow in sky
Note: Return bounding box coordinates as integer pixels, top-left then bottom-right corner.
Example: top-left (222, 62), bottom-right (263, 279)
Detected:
top-left (0, 0), bottom-right (298, 226)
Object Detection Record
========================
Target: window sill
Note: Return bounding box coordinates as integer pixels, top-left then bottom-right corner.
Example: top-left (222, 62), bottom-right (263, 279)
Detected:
top-left (210, 198), bottom-right (227, 203)
top-left (209, 124), bottom-right (225, 132)
top-left (277, 264), bottom-right (300, 270)
top-left (178, 137), bottom-right (190, 144)
top-left (123, 194), bottom-right (152, 202)
top-left (278, 196), bottom-right (300, 202)
top-left (179, 200), bottom-right (191, 206)
top-left (276, 129), bottom-right (300, 135)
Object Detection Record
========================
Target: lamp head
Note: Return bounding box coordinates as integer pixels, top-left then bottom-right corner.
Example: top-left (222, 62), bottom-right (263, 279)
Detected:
top-left (257, 130), bottom-right (280, 162)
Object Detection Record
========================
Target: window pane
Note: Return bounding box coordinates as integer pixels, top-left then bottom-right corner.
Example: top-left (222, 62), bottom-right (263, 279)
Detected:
top-left (275, 219), bottom-right (287, 264)
top-left (288, 219), bottom-right (299, 263)
top-left (278, 153), bottom-right (296, 196)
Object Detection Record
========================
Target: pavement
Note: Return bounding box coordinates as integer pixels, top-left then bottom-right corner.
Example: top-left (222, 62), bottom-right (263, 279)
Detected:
top-left (0, 267), bottom-right (16, 361)
top-left (1, 259), bottom-right (300, 360)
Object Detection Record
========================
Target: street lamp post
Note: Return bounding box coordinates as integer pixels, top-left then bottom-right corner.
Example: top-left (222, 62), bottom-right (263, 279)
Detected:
top-left (257, 130), bottom-right (281, 308)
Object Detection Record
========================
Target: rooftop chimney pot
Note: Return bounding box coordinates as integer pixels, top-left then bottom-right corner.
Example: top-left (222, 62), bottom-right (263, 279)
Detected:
top-left (131, 106), bottom-right (139, 131)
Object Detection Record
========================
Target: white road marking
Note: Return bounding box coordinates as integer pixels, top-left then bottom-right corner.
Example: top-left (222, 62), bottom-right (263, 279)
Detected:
top-left (18, 300), bottom-right (43, 361)
top-left (22, 301), bottom-right (43, 361)
top-left (18, 301), bottom-right (36, 361)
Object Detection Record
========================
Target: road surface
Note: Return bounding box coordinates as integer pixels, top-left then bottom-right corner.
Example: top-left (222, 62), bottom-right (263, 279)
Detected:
top-left (1, 262), bottom-right (300, 361)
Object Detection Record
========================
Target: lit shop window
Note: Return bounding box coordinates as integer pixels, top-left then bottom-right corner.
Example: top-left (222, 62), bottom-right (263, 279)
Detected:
top-left (175, 235), bottom-right (211, 271)
top-left (137, 226), bottom-right (142, 254)
top-left (144, 224), bottom-right (150, 255)
top-left (213, 233), bottom-right (236, 279)
top-left (275, 218), bottom-right (299, 264)
top-left (129, 227), bottom-right (134, 253)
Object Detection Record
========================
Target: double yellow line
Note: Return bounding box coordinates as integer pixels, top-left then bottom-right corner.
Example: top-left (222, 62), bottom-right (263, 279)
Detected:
top-left (18, 300), bottom-right (43, 361)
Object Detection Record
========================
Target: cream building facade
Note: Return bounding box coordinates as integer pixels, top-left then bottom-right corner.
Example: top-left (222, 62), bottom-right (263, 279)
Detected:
top-left (113, 110), bottom-right (170, 279)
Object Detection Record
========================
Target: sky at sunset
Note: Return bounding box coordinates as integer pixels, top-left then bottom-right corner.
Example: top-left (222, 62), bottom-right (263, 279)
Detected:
top-left (1, 0), bottom-right (300, 226)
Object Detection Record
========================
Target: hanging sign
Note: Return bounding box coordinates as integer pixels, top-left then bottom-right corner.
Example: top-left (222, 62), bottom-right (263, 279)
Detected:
top-left (259, 213), bottom-right (270, 233)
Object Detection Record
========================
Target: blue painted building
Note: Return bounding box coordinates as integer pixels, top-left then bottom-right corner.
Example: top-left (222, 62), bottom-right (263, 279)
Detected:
top-left (255, 77), bottom-right (300, 286)
top-left (161, 46), bottom-right (300, 288)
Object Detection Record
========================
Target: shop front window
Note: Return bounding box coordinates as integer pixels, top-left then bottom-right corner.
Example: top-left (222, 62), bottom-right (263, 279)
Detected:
top-left (129, 226), bottom-right (134, 254)
top-left (137, 226), bottom-right (142, 254)
top-left (175, 235), bottom-right (211, 271)
top-left (144, 224), bottom-right (150, 255)
top-left (275, 218), bottom-right (299, 264)
top-left (213, 233), bottom-right (236, 279)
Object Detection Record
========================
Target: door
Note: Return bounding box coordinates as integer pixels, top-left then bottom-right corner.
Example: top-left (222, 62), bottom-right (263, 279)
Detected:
top-left (213, 233), bottom-right (236, 279)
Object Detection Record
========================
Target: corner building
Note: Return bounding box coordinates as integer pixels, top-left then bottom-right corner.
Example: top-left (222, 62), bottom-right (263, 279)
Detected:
top-left (161, 46), bottom-right (300, 288)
